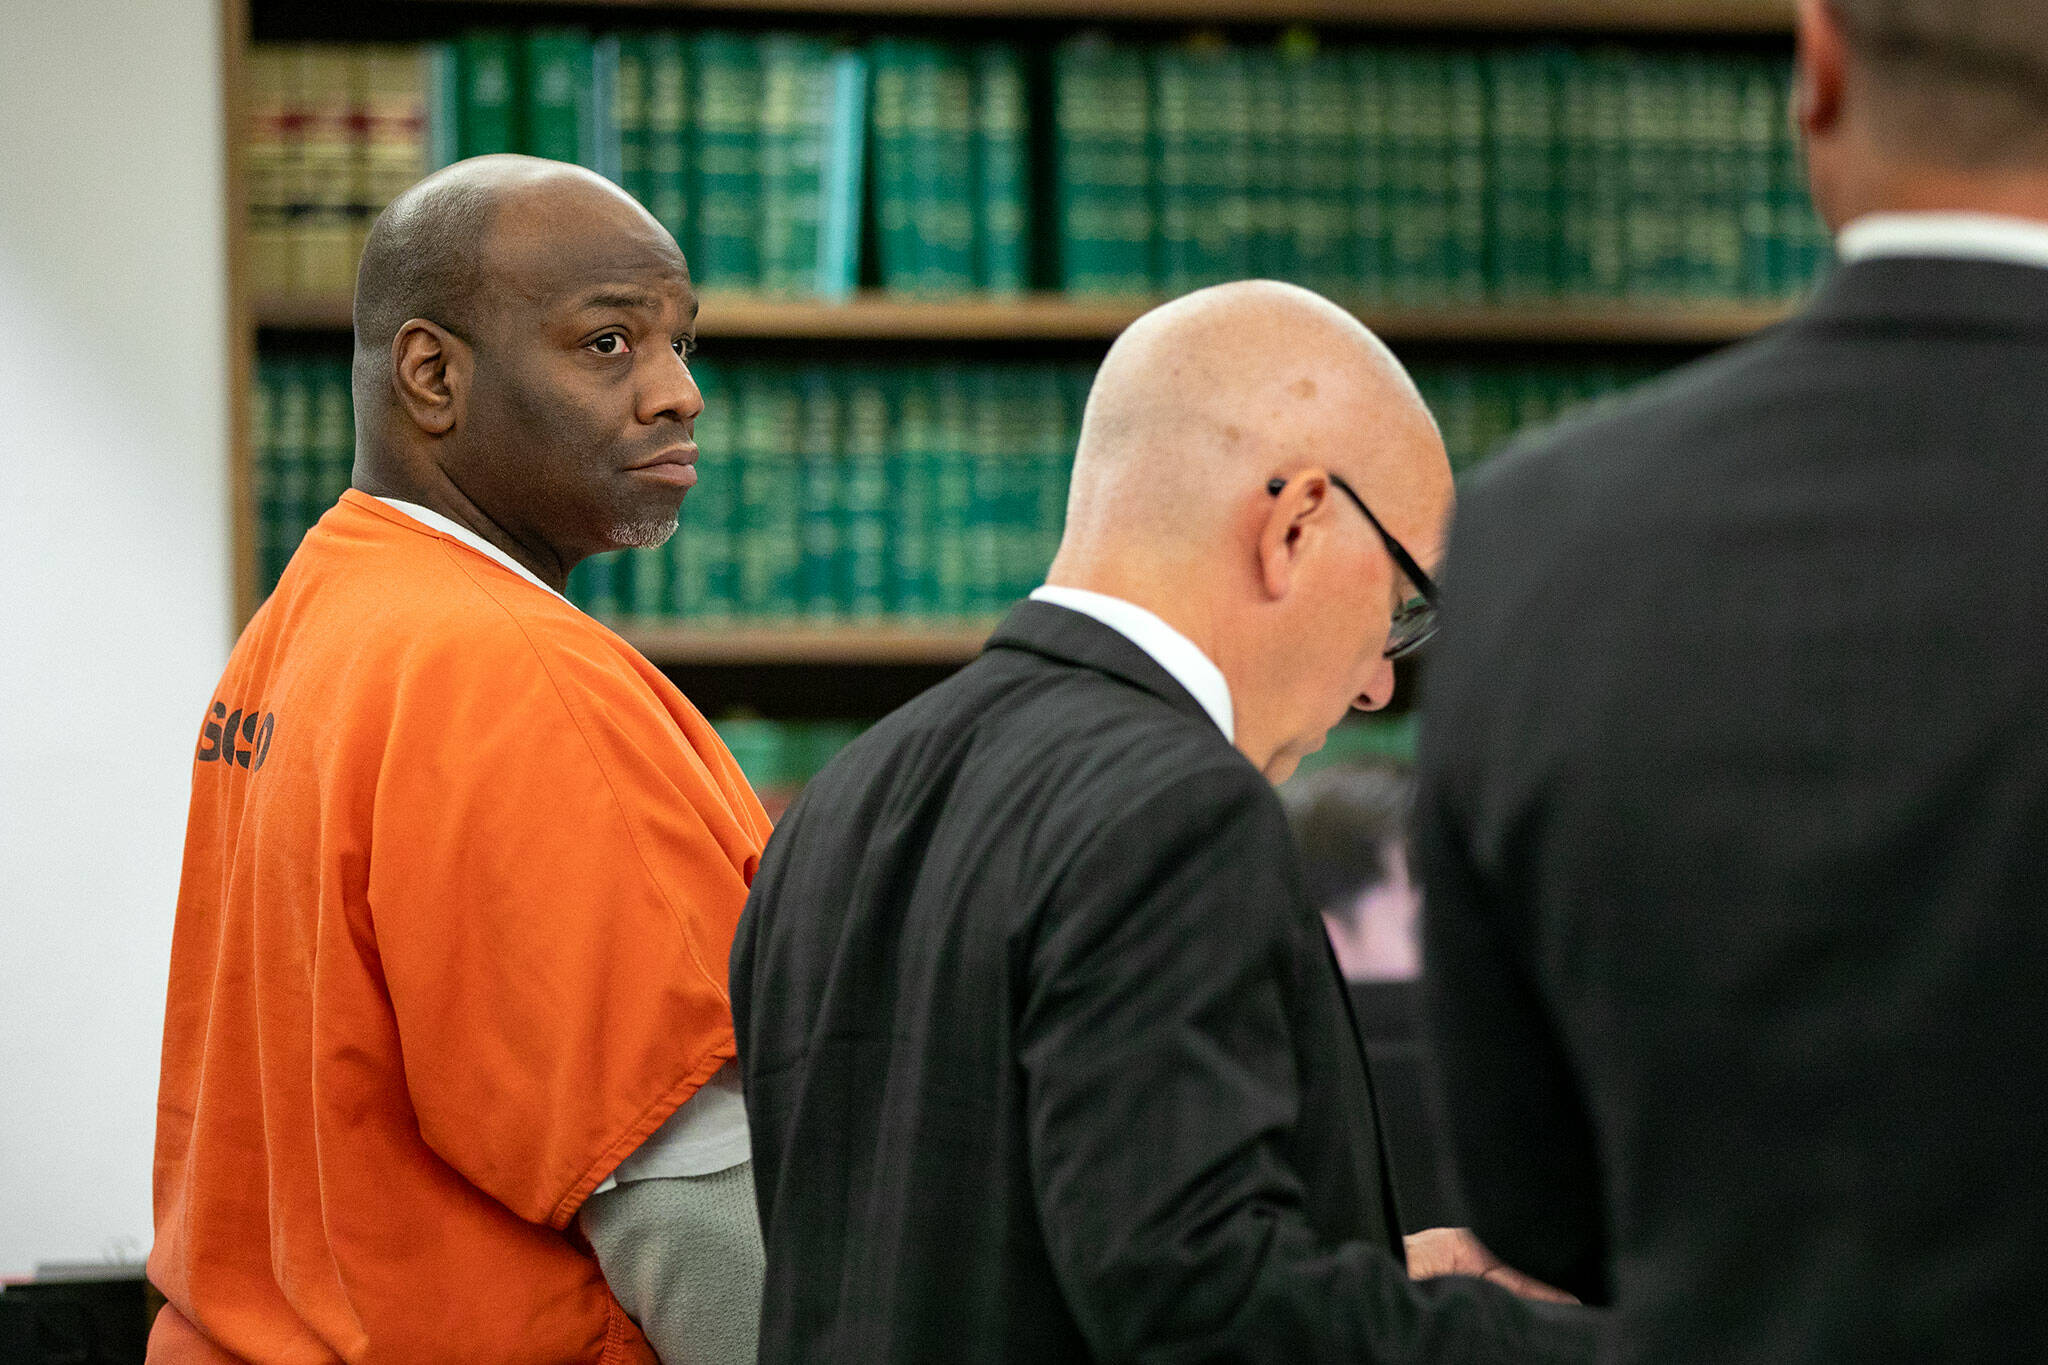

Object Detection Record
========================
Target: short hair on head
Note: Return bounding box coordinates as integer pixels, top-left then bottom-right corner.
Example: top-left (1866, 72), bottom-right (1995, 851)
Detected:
top-left (1832, 0), bottom-right (2048, 167)
top-left (1280, 759), bottom-right (1414, 921)
top-left (350, 176), bottom-right (499, 409)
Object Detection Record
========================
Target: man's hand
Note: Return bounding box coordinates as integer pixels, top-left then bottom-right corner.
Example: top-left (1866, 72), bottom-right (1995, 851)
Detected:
top-left (1403, 1227), bottom-right (1580, 1304)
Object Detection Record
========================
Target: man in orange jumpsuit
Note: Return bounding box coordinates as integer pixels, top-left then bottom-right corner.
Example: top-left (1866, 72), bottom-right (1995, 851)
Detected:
top-left (149, 157), bottom-right (770, 1363)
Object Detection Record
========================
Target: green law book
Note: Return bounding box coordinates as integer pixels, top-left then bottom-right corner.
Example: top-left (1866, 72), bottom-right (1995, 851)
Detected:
top-left (643, 33), bottom-right (691, 254)
top-left (972, 44), bottom-right (1030, 294)
top-left (250, 359), bottom-right (281, 593)
top-left (965, 367), bottom-right (1006, 615)
top-left (1620, 52), bottom-right (1677, 297)
top-left (613, 34), bottom-right (650, 203)
top-left (1026, 366), bottom-right (1071, 591)
top-left (1735, 58), bottom-right (1781, 298)
top-left (310, 359), bottom-right (354, 519)
top-left (735, 367), bottom-right (802, 622)
top-left (1485, 47), bottom-right (1558, 302)
top-left (1382, 48), bottom-right (1441, 304)
top-left (1151, 44), bottom-right (1200, 293)
top-left (794, 365), bottom-right (842, 622)
top-left (1554, 48), bottom-right (1597, 297)
top-left (424, 43), bottom-right (461, 171)
top-left (931, 366), bottom-right (975, 619)
top-left (915, 44), bottom-right (977, 293)
top-left (1054, 35), bottom-right (1154, 295)
top-left (458, 31), bottom-right (521, 158)
top-left (1171, 39), bottom-right (1245, 288)
top-left (996, 368), bottom-right (1044, 605)
top-left (1586, 47), bottom-right (1630, 299)
top-left (1685, 55), bottom-right (1744, 300)
top-left (1244, 44), bottom-right (1293, 280)
top-left (1445, 49), bottom-right (1489, 303)
top-left (521, 29), bottom-right (596, 168)
top-left (816, 51), bottom-right (869, 300)
top-left (1285, 42), bottom-right (1354, 298)
top-left (677, 360), bottom-right (736, 623)
top-left (579, 552), bottom-right (623, 619)
top-left (760, 35), bottom-right (834, 297)
top-left (869, 37), bottom-right (920, 292)
top-left (890, 368), bottom-right (939, 620)
top-left (1348, 45), bottom-right (1390, 302)
top-left (269, 358), bottom-right (314, 577)
top-left (691, 32), bottom-right (762, 290)
top-left (838, 368), bottom-right (892, 622)
top-left (623, 542), bottom-right (669, 621)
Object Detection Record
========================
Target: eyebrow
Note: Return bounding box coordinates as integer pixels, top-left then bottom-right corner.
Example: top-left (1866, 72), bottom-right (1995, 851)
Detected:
top-left (576, 288), bottom-right (666, 312)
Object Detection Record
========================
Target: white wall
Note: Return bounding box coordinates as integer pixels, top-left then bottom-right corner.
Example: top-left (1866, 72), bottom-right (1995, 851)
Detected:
top-left (0, 0), bottom-right (230, 1275)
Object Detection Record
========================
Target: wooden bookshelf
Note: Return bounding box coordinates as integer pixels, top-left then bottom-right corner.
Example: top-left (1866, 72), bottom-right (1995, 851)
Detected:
top-left (622, 621), bottom-right (995, 665)
top-left (429, 0), bottom-right (1795, 34)
top-left (256, 290), bottom-right (1794, 346)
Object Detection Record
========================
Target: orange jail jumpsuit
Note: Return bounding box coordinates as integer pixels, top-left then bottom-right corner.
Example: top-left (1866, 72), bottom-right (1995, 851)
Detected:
top-left (148, 490), bottom-right (772, 1364)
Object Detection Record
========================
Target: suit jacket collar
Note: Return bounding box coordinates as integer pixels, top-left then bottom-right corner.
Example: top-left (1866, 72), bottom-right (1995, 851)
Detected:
top-left (1799, 255), bottom-right (2048, 339)
top-left (985, 599), bottom-right (1220, 732)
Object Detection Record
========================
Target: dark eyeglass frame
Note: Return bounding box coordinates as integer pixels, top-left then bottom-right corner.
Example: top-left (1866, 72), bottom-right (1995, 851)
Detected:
top-left (1266, 473), bottom-right (1441, 660)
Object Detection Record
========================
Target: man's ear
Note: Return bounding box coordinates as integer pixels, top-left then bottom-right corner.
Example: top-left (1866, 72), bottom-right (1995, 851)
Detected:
top-left (1795, 0), bottom-right (1847, 145)
top-left (390, 318), bottom-right (468, 437)
top-left (1257, 472), bottom-right (1329, 602)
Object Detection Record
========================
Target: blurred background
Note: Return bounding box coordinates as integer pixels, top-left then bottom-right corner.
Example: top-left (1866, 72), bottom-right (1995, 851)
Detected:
top-left (0, 0), bottom-right (1814, 1348)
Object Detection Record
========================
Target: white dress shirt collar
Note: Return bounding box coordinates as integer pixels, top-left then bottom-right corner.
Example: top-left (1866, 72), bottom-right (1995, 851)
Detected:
top-left (1028, 585), bottom-right (1235, 741)
top-left (368, 495), bottom-right (570, 602)
top-left (1837, 212), bottom-right (2048, 272)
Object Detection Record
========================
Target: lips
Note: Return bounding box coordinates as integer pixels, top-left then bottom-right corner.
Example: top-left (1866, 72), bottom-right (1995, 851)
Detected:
top-left (626, 444), bottom-right (699, 487)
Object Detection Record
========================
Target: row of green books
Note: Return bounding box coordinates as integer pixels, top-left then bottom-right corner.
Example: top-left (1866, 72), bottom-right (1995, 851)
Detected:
top-left (716, 709), bottom-right (1422, 807)
top-left (251, 32), bottom-right (1828, 306)
top-left (1056, 36), bottom-right (1829, 302)
top-left (253, 350), bottom-right (1660, 619)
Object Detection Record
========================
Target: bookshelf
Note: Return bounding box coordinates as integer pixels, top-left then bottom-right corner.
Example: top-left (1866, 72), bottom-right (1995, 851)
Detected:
top-left (229, 0), bottom-right (1809, 781)
top-left (256, 290), bottom-right (1792, 345)
top-left (427, 0), bottom-right (1793, 34)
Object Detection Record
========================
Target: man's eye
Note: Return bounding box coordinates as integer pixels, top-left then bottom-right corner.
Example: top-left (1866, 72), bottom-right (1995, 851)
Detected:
top-left (673, 336), bottom-right (697, 359)
top-left (588, 334), bottom-right (630, 356)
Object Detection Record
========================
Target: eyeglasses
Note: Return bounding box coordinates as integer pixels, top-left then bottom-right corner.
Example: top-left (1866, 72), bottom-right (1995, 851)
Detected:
top-left (1266, 473), bottom-right (1440, 660)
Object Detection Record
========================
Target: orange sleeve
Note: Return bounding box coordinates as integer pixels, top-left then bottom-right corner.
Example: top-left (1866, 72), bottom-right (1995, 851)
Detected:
top-left (363, 625), bottom-right (753, 1231)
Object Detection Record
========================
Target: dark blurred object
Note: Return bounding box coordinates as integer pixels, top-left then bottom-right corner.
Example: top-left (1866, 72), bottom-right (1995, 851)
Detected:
top-left (0, 1271), bottom-right (155, 1365)
top-left (1282, 760), bottom-right (1463, 1232)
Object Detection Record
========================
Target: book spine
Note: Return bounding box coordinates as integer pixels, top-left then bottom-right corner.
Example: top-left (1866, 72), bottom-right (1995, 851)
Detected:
top-left (691, 32), bottom-right (763, 289)
top-left (761, 37), bottom-right (832, 296)
top-left (1349, 46), bottom-right (1388, 302)
top-left (890, 369), bottom-right (938, 621)
top-left (293, 46), bottom-right (362, 297)
top-left (839, 368), bottom-right (892, 622)
top-left (612, 34), bottom-right (650, 202)
top-left (870, 38), bottom-right (919, 291)
top-left (679, 359), bottom-right (736, 623)
top-left (246, 47), bottom-right (295, 298)
top-left (817, 50), bottom-right (870, 300)
top-left (311, 358), bottom-right (354, 522)
top-left (796, 365), bottom-right (843, 622)
top-left (1587, 48), bottom-right (1629, 299)
top-left (966, 367), bottom-right (1005, 615)
top-left (738, 368), bottom-right (803, 622)
top-left (1151, 44), bottom-right (1199, 293)
top-left (643, 33), bottom-right (690, 253)
top-left (1286, 42), bottom-right (1353, 299)
top-left (1055, 36), bottom-right (1153, 295)
top-left (972, 44), bottom-right (1030, 294)
top-left (522, 28), bottom-right (592, 167)
top-left (457, 31), bottom-right (522, 159)
top-left (588, 34), bottom-right (623, 182)
top-left (932, 367), bottom-right (974, 618)
top-left (361, 46), bottom-right (431, 224)
top-left (1245, 45), bottom-right (1293, 280)
top-left (1187, 42), bottom-right (1252, 288)
top-left (268, 358), bottom-right (314, 577)
top-left (250, 358), bottom-right (280, 593)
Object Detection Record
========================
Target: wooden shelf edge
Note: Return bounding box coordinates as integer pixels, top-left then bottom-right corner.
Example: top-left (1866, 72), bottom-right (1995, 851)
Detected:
top-left (255, 291), bottom-right (1795, 344)
top-left (620, 621), bottom-right (996, 664)
top-left (423, 0), bottom-right (1794, 35)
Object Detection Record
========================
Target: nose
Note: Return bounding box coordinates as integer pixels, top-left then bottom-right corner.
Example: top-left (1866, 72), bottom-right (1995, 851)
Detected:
top-left (641, 345), bottom-right (704, 426)
top-left (1352, 657), bottom-right (1397, 713)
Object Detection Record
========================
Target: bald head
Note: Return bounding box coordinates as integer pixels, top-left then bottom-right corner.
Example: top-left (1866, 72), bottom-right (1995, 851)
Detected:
top-left (1061, 280), bottom-right (1444, 564)
top-left (1827, 0), bottom-right (2048, 168)
top-left (1049, 281), bottom-right (1453, 782)
top-left (349, 155), bottom-right (702, 591)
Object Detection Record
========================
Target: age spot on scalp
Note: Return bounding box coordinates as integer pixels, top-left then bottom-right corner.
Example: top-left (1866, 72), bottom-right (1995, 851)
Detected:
top-left (1289, 378), bottom-right (1317, 400)
top-left (1224, 424), bottom-right (1242, 441)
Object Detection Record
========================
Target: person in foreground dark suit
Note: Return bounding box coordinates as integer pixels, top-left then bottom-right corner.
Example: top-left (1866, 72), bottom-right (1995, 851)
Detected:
top-left (1412, 2), bottom-right (2048, 1359)
top-left (1283, 760), bottom-right (1462, 1233)
top-left (733, 281), bottom-right (1598, 1363)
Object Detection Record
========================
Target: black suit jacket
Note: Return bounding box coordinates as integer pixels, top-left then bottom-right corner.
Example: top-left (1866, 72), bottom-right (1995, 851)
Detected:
top-left (734, 601), bottom-right (1599, 1363)
top-left (1414, 256), bottom-right (2048, 1362)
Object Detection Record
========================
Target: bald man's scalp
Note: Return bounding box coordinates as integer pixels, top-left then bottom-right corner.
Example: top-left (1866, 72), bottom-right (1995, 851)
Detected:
top-left (351, 173), bottom-right (501, 413)
top-left (1834, 0), bottom-right (2048, 167)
